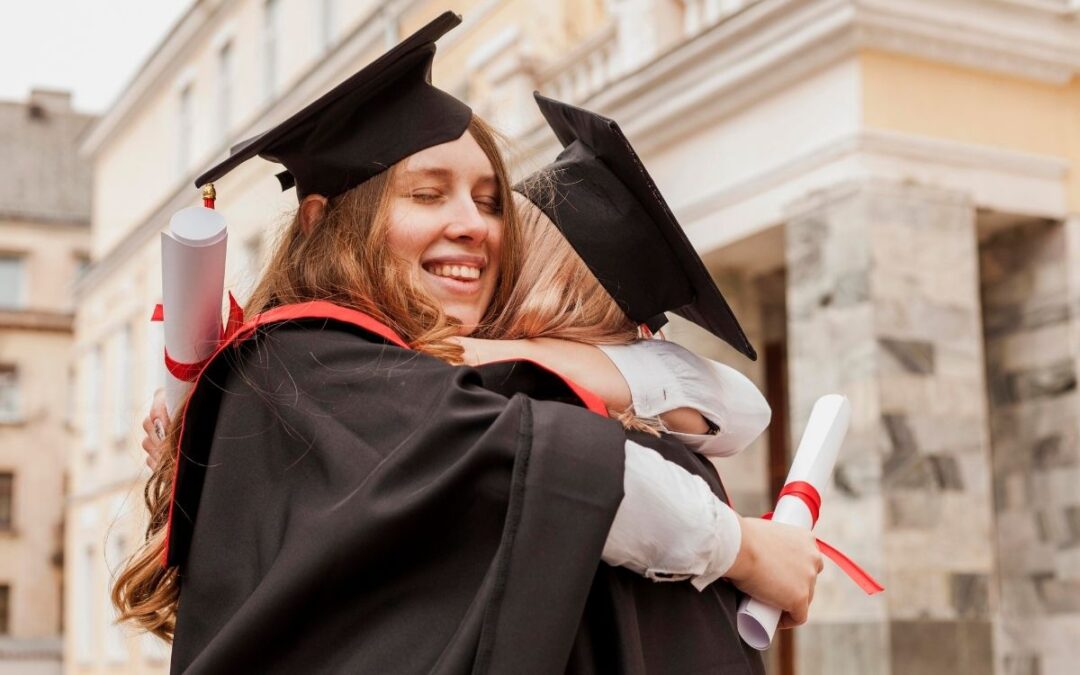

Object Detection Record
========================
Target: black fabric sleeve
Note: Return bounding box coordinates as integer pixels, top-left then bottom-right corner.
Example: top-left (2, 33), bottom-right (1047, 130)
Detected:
top-left (169, 323), bottom-right (625, 675)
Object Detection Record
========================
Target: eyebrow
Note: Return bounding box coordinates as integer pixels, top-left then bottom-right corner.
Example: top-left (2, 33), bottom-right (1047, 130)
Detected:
top-left (400, 166), bottom-right (498, 188)
top-left (401, 167), bottom-right (453, 181)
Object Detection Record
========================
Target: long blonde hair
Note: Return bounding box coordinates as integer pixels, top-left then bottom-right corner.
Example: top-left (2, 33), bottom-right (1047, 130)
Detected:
top-left (482, 185), bottom-right (660, 434)
top-left (112, 116), bottom-right (520, 641)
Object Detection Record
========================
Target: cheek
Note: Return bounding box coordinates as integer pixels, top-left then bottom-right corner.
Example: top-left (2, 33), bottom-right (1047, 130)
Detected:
top-left (486, 215), bottom-right (505, 260)
top-left (385, 207), bottom-right (430, 261)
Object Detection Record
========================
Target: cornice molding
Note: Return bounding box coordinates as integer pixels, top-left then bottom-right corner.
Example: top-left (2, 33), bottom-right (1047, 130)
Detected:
top-left (853, 0), bottom-right (1080, 84)
top-left (678, 128), bottom-right (1070, 226)
top-left (518, 0), bottom-right (1080, 163)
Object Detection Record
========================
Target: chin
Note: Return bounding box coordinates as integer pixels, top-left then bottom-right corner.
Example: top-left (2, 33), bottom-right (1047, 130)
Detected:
top-left (449, 311), bottom-right (482, 336)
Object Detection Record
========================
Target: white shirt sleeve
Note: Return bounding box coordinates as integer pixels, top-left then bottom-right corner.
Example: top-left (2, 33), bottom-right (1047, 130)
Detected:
top-left (602, 439), bottom-right (742, 591)
top-left (598, 340), bottom-right (772, 457)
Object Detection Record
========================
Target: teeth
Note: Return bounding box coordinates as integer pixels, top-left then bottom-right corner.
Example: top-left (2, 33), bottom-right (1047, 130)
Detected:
top-left (426, 264), bottom-right (481, 280)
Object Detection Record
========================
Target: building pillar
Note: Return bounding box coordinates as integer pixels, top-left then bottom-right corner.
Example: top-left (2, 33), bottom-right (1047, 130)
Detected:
top-left (982, 214), bottom-right (1080, 675)
top-left (784, 180), bottom-right (997, 675)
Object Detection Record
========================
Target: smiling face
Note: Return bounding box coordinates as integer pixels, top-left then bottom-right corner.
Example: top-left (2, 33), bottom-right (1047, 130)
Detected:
top-left (385, 129), bottom-right (504, 334)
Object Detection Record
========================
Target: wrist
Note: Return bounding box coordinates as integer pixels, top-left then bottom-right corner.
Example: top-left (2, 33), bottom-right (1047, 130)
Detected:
top-left (725, 515), bottom-right (757, 582)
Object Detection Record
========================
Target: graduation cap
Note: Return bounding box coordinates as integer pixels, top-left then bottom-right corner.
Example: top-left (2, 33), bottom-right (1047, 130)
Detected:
top-left (516, 93), bottom-right (756, 360)
top-left (195, 11), bottom-right (472, 199)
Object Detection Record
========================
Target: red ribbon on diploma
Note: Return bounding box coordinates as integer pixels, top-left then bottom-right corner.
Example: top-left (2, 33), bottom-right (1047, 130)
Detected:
top-left (763, 481), bottom-right (884, 596)
top-left (150, 292), bottom-right (246, 383)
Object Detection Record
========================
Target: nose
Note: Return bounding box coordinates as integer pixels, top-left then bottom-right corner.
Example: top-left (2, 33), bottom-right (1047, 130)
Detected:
top-left (443, 196), bottom-right (491, 245)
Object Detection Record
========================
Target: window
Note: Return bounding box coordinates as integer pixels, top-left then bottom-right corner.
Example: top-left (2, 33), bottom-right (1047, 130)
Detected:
top-left (104, 530), bottom-right (129, 662)
top-left (0, 584), bottom-right (9, 635)
top-left (141, 631), bottom-right (169, 663)
top-left (177, 84), bottom-right (193, 176)
top-left (218, 40), bottom-right (234, 134)
top-left (75, 544), bottom-right (95, 661)
top-left (263, 0), bottom-right (281, 100)
top-left (234, 235), bottom-right (263, 302)
top-left (112, 326), bottom-right (132, 443)
top-left (0, 365), bottom-right (18, 423)
top-left (75, 253), bottom-right (90, 277)
top-left (65, 365), bottom-right (76, 429)
top-left (145, 319), bottom-right (165, 401)
top-left (0, 473), bottom-right (12, 531)
top-left (83, 347), bottom-right (101, 452)
top-left (0, 255), bottom-right (25, 309)
top-left (319, 0), bottom-right (334, 51)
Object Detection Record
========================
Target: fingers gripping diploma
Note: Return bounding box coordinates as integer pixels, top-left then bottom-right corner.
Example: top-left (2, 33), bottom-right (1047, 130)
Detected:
top-left (737, 395), bottom-right (854, 649)
top-left (140, 388), bottom-right (170, 470)
top-left (725, 517), bottom-right (823, 628)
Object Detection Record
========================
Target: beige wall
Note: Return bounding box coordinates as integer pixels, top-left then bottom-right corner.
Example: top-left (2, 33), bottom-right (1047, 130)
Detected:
top-left (861, 49), bottom-right (1080, 212)
top-left (0, 216), bottom-right (86, 654)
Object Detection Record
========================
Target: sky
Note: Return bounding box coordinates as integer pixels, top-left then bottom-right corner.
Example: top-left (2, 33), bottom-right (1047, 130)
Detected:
top-left (0, 0), bottom-right (192, 113)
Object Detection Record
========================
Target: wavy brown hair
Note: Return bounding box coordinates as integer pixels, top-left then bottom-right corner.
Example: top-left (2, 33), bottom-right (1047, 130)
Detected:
top-left (112, 116), bottom-right (520, 641)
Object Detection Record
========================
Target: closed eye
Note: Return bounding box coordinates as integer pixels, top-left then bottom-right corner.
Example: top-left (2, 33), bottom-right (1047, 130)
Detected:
top-left (474, 196), bottom-right (501, 214)
top-left (410, 191), bottom-right (443, 204)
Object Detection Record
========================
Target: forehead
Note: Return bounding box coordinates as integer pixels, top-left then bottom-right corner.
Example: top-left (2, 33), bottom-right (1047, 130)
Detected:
top-left (400, 129), bottom-right (496, 182)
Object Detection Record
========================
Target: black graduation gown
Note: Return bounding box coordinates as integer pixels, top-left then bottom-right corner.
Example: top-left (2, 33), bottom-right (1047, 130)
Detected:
top-left (166, 303), bottom-right (628, 674)
top-left (476, 362), bottom-right (766, 675)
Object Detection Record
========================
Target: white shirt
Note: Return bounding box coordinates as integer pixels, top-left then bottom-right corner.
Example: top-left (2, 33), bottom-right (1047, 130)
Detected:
top-left (599, 340), bottom-right (772, 457)
top-left (601, 339), bottom-right (769, 589)
top-left (606, 439), bottom-right (742, 590)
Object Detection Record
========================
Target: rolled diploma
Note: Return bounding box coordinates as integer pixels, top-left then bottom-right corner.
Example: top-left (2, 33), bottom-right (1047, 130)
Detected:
top-left (160, 206), bottom-right (227, 416)
top-left (736, 394), bottom-right (852, 650)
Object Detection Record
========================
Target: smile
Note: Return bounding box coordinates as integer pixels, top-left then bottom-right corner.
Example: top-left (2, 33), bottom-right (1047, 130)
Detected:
top-left (423, 263), bottom-right (482, 281)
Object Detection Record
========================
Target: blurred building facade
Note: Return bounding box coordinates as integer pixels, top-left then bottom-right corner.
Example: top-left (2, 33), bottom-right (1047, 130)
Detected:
top-left (72, 0), bottom-right (1080, 673)
top-left (0, 89), bottom-right (93, 675)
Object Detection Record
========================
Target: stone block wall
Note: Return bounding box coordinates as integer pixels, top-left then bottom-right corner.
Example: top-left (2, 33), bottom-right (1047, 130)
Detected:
top-left (980, 217), bottom-right (1080, 675)
top-left (784, 180), bottom-right (997, 675)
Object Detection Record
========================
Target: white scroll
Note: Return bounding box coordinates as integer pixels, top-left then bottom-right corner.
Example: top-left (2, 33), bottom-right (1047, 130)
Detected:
top-left (160, 206), bottom-right (228, 415)
top-left (736, 394), bottom-right (852, 650)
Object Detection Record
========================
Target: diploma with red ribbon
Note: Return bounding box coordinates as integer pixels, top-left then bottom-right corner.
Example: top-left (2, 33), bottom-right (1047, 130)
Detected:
top-left (157, 206), bottom-right (228, 415)
top-left (736, 395), bottom-right (884, 650)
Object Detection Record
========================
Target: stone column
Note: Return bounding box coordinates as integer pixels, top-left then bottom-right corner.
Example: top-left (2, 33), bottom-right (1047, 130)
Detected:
top-left (784, 180), bottom-right (997, 675)
top-left (982, 215), bottom-right (1080, 675)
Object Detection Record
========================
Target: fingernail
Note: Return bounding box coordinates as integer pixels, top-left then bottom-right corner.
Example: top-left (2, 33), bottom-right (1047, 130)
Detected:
top-left (154, 420), bottom-right (166, 440)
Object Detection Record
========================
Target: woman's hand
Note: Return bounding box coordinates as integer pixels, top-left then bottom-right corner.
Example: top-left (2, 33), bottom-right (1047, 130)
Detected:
top-left (450, 336), bottom-right (488, 366)
top-left (726, 516), bottom-right (824, 628)
top-left (140, 388), bottom-right (170, 471)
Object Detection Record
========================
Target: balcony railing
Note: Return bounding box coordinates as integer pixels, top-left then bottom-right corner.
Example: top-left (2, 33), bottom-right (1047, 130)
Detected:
top-left (537, 22), bottom-right (620, 105)
top-left (683, 0), bottom-right (752, 36)
top-left (536, 0), bottom-right (757, 106)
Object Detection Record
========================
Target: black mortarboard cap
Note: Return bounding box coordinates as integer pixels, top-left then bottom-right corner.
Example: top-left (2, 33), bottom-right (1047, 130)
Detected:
top-left (517, 93), bottom-right (756, 360)
top-left (195, 12), bottom-right (472, 199)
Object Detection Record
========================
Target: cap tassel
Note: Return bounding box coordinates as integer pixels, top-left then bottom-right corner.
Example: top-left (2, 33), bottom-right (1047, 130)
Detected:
top-left (202, 183), bottom-right (217, 209)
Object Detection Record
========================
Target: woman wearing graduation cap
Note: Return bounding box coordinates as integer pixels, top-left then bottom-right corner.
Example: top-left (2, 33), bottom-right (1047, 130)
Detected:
top-left (445, 94), bottom-right (815, 672)
top-left (116, 13), bottom-right (819, 674)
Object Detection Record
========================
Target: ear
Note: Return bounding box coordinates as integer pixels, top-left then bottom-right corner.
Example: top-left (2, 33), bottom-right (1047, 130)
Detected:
top-left (299, 195), bottom-right (329, 235)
